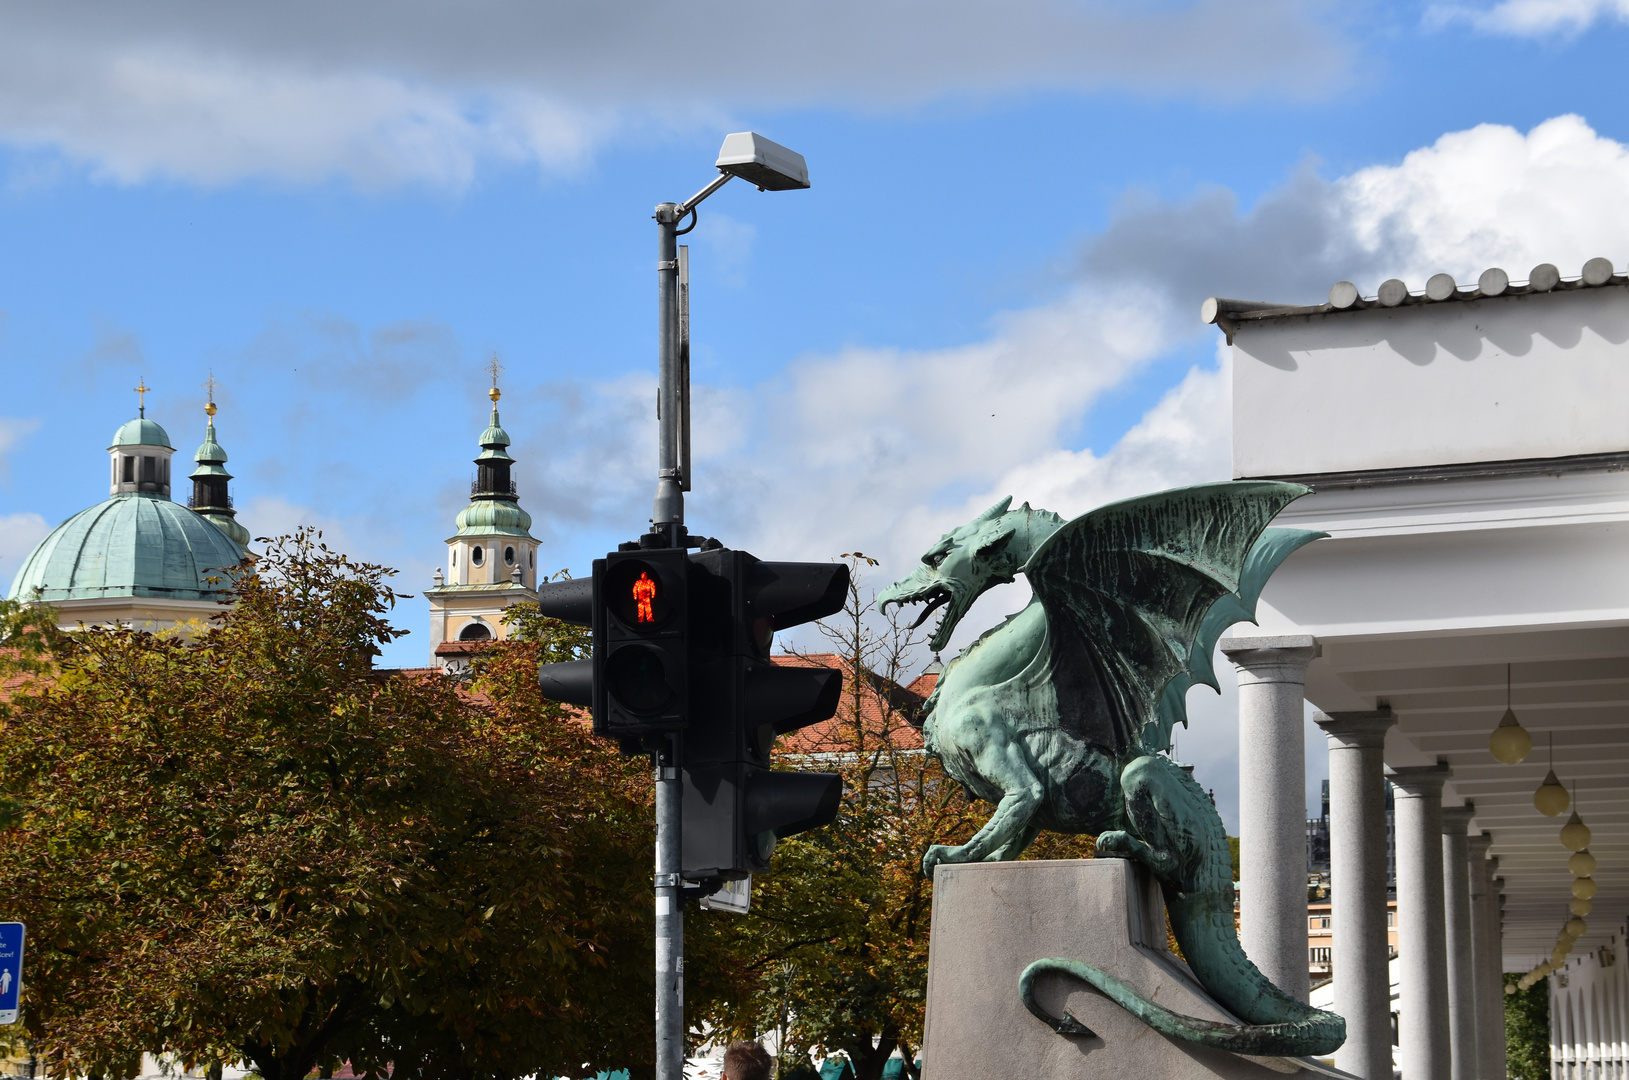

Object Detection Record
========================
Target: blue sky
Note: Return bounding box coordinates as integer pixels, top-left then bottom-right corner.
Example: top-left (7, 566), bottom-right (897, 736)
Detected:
top-left (6, 0), bottom-right (1629, 826)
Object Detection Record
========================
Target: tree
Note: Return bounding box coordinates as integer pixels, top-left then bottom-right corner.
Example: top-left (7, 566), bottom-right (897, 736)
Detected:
top-left (0, 532), bottom-right (659, 1080)
top-left (1504, 973), bottom-right (1550, 1080)
top-left (692, 559), bottom-right (1091, 1080)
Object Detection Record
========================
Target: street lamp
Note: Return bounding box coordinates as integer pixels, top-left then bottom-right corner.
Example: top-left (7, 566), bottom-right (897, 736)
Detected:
top-left (649, 132), bottom-right (809, 545)
top-left (645, 132), bottom-right (807, 1080)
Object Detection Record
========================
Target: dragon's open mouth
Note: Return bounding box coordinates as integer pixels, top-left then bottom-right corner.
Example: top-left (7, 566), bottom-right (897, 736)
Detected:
top-left (881, 579), bottom-right (965, 653)
top-left (905, 589), bottom-right (951, 631)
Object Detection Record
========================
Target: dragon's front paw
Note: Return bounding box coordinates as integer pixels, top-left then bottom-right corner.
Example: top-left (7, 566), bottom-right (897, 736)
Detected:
top-left (1094, 830), bottom-right (1135, 858)
top-left (922, 844), bottom-right (959, 876)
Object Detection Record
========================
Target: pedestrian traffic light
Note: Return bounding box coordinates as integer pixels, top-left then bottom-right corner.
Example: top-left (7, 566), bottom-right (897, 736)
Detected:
top-left (535, 544), bottom-right (850, 880)
top-left (594, 549), bottom-right (690, 739)
top-left (681, 549), bottom-right (848, 880)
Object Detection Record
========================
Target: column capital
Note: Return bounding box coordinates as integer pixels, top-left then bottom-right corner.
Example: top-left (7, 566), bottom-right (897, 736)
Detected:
top-left (1221, 635), bottom-right (1319, 681)
top-left (1316, 708), bottom-right (1396, 748)
top-left (1387, 760), bottom-right (1452, 797)
top-left (1442, 804), bottom-right (1476, 835)
top-left (1467, 833), bottom-right (1494, 859)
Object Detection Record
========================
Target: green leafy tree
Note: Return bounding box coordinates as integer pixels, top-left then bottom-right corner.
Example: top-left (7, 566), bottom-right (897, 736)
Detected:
top-left (0, 533), bottom-right (659, 1080)
top-left (694, 560), bottom-right (1091, 1080)
top-left (1504, 974), bottom-right (1551, 1080)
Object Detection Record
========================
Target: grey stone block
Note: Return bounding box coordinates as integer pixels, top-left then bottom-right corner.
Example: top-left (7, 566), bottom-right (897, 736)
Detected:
top-left (922, 858), bottom-right (1345, 1080)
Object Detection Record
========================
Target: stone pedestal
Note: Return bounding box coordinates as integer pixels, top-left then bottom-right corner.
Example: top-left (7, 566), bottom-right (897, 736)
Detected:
top-left (922, 858), bottom-right (1354, 1080)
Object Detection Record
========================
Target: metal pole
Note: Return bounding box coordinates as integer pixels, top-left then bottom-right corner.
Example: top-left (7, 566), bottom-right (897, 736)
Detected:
top-left (652, 203), bottom-right (684, 543)
top-left (655, 737), bottom-right (684, 1080)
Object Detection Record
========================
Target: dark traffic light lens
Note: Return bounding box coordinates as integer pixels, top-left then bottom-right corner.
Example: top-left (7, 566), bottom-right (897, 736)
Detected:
top-left (605, 644), bottom-right (674, 715)
top-left (606, 559), bottom-right (674, 629)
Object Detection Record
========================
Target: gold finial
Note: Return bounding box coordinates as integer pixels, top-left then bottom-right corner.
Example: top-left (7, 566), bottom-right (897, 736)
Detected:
top-left (202, 371), bottom-right (219, 421)
top-left (134, 378), bottom-right (150, 417)
top-left (485, 355), bottom-right (503, 403)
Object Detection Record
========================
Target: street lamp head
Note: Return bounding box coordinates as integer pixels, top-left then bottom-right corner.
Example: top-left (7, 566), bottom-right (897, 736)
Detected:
top-left (716, 132), bottom-right (810, 191)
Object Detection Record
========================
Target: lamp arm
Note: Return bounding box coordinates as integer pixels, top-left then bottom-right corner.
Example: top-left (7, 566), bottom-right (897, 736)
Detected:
top-left (676, 171), bottom-right (733, 217)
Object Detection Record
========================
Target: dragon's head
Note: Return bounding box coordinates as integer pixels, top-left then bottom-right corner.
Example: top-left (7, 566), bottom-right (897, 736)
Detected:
top-left (879, 496), bottom-right (1062, 653)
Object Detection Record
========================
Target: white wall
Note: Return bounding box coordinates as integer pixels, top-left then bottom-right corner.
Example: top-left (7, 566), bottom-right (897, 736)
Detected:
top-left (1232, 287), bottom-right (1629, 478)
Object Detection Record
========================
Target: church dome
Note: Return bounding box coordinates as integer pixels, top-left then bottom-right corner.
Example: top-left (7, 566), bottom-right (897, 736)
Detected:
top-left (453, 498), bottom-right (534, 538)
top-left (110, 417), bottom-right (173, 449)
top-left (7, 492), bottom-right (246, 605)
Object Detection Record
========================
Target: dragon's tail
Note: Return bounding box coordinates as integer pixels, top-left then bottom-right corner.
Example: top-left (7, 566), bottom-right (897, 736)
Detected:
top-left (1019, 957), bottom-right (1346, 1058)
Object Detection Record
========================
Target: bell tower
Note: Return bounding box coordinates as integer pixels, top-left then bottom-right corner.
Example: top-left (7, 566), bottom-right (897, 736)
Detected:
top-left (426, 359), bottom-right (542, 670)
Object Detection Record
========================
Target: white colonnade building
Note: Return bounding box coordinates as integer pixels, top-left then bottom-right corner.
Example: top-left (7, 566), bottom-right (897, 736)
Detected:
top-left (1204, 259), bottom-right (1629, 1080)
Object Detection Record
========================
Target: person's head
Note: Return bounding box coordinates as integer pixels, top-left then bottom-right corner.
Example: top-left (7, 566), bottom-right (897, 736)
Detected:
top-left (722, 1041), bottom-right (774, 1080)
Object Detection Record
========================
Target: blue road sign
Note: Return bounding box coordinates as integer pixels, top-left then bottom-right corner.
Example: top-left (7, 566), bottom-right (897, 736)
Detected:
top-left (0, 922), bottom-right (24, 1024)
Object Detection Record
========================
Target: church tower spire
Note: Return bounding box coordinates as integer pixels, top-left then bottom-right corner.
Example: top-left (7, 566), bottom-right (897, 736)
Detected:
top-left (426, 358), bottom-right (542, 670)
top-left (188, 375), bottom-right (251, 548)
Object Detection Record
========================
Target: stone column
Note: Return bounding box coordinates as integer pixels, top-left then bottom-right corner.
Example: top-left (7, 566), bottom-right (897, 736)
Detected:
top-left (1389, 762), bottom-right (1453, 1080)
top-left (1223, 634), bottom-right (1319, 1004)
top-left (1486, 873), bottom-right (1509, 1080)
top-left (1443, 806), bottom-right (1478, 1080)
top-left (1467, 835), bottom-right (1496, 1079)
top-left (1316, 709), bottom-right (1397, 1080)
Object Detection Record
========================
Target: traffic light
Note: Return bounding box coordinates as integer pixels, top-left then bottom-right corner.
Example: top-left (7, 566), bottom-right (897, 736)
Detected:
top-left (535, 544), bottom-right (851, 881)
top-left (594, 550), bottom-right (690, 739)
top-left (681, 549), bottom-right (849, 880)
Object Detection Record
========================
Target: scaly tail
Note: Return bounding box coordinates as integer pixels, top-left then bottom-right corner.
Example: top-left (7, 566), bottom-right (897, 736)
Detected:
top-left (1019, 957), bottom-right (1345, 1057)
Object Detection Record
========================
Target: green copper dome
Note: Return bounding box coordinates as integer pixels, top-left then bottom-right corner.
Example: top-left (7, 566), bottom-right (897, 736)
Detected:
top-left (452, 499), bottom-right (534, 538)
top-left (7, 493), bottom-right (246, 605)
top-left (110, 417), bottom-right (174, 449)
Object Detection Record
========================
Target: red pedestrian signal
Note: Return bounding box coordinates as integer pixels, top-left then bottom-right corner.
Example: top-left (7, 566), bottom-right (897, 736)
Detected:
top-left (634, 571), bottom-right (657, 623)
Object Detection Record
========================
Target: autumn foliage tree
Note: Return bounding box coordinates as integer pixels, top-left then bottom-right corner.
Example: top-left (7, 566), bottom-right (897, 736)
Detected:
top-left (0, 533), bottom-right (658, 1080)
top-left (694, 559), bottom-right (1091, 1080)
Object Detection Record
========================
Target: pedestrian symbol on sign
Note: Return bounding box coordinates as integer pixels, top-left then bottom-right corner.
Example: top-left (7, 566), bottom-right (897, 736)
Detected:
top-left (0, 923), bottom-right (25, 1024)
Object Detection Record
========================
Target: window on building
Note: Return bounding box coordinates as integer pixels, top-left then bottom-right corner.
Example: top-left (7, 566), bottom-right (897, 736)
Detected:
top-left (529, 550), bottom-right (535, 568)
top-left (451, 549), bottom-right (457, 566)
top-left (1309, 947), bottom-right (1331, 964)
top-left (504, 546), bottom-right (515, 566)
top-left (1387, 910), bottom-right (1396, 927)
top-left (459, 622), bottom-right (492, 641)
top-left (471, 545), bottom-right (485, 567)
top-left (161, 457), bottom-right (169, 483)
top-left (142, 456), bottom-right (155, 481)
top-left (122, 456), bottom-right (134, 483)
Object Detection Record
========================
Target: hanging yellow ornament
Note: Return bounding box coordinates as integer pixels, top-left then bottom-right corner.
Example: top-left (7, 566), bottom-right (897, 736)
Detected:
top-left (1561, 809), bottom-right (1592, 852)
top-left (1573, 877), bottom-right (1598, 900)
top-left (1488, 664), bottom-right (1532, 763)
top-left (1571, 897), bottom-right (1594, 917)
top-left (1570, 849), bottom-right (1597, 877)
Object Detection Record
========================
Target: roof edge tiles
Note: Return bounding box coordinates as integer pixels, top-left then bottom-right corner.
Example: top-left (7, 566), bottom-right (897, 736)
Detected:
top-left (1202, 257), bottom-right (1627, 340)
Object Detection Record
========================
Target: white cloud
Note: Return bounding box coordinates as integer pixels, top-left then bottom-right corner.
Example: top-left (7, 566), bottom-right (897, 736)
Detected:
top-left (1429, 0), bottom-right (1629, 35)
top-left (0, 511), bottom-right (50, 597)
top-left (0, 1), bottom-right (1349, 188)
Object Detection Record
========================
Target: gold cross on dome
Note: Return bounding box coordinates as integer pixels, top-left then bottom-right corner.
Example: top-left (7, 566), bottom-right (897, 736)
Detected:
top-left (133, 378), bottom-right (150, 416)
top-left (485, 354), bottom-right (504, 387)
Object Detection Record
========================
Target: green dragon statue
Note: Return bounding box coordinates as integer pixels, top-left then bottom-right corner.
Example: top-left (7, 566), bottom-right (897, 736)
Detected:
top-left (878, 481), bottom-right (1343, 1057)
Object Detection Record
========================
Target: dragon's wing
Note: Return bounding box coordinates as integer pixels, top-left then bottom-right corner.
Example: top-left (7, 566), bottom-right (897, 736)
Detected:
top-left (1022, 481), bottom-right (1314, 756)
top-left (1144, 526), bottom-right (1326, 753)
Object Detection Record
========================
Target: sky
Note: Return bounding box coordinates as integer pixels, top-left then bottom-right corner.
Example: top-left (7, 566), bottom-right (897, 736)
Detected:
top-left (6, 0), bottom-right (1629, 828)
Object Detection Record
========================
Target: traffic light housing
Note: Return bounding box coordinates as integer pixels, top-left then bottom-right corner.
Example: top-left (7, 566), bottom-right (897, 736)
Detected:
top-left (535, 544), bottom-right (851, 880)
top-left (681, 550), bottom-right (848, 879)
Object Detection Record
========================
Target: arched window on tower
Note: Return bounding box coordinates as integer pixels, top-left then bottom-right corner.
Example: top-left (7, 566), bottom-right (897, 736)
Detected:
top-left (504, 546), bottom-right (515, 566)
top-left (471, 545), bottom-right (485, 567)
top-left (459, 622), bottom-right (492, 641)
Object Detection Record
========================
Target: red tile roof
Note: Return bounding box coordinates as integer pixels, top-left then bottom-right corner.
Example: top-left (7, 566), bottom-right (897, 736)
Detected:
top-left (771, 652), bottom-right (930, 754)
